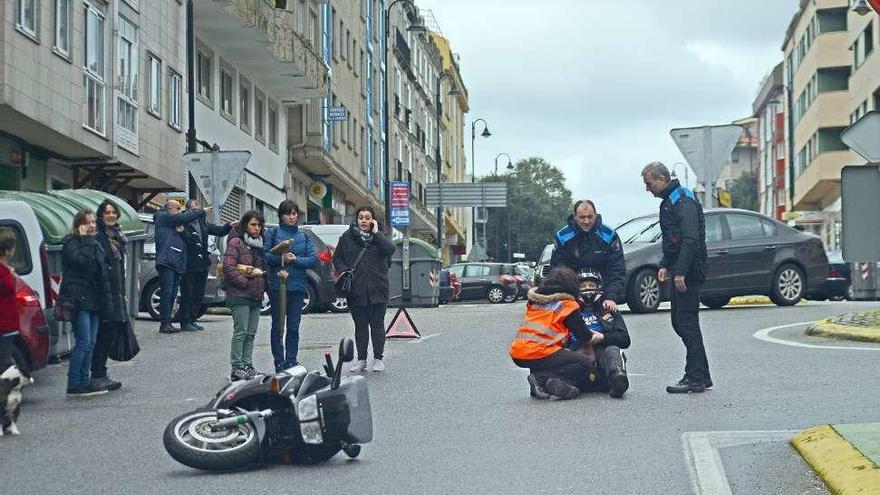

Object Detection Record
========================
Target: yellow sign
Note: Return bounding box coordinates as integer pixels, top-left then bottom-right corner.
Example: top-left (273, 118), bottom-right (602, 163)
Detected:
top-left (717, 189), bottom-right (732, 208)
top-left (308, 181), bottom-right (327, 200)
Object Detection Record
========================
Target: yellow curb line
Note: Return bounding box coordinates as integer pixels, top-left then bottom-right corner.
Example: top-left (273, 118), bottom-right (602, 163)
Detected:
top-left (791, 425), bottom-right (880, 495)
top-left (806, 319), bottom-right (880, 343)
top-left (728, 296), bottom-right (773, 306)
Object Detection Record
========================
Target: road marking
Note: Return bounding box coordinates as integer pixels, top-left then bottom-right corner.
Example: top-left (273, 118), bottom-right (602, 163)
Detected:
top-left (683, 430), bottom-right (799, 495)
top-left (409, 333), bottom-right (442, 344)
top-left (753, 322), bottom-right (880, 351)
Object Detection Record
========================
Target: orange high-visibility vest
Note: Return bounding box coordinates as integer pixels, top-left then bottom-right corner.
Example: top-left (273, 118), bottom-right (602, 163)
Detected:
top-left (509, 298), bottom-right (581, 361)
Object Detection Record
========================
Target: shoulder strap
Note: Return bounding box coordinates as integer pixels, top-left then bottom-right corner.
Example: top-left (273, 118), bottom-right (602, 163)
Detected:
top-left (351, 246), bottom-right (368, 272)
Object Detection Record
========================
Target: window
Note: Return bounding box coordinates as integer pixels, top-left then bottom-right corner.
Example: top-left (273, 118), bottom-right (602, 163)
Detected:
top-left (727, 214), bottom-right (768, 241)
top-left (116, 16), bottom-right (139, 149)
top-left (705, 214), bottom-right (724, 243)
top-left (219, 62), bottom-right (234, 121)
top-left (196, 45), bottom-right (212, 105)
top-left (448, 265), bottom-right (464, 278)
top-left (255, 89), bottom-right (266, 143)
top-left (331, 8), bottom-right (337, 59)
top-left (168, 70), bottom-right (182, 130)
top-left (268, 101), bottom-right (279, 151)
top-left (17, 0), bottom-right (39, 39)
top-left (239, 77), bottom-right (251, 133)
top-left (148, 54), bottom-right (162, 117)
top-left (0, 223), bottom-right (32, 276)
top-left (54, 0), bottom-right (71, 56)
top-left (854, 22), bottom-right (874, 70)
top-left (83, 3), bottom-right (106, 134)
top-left (464, 265), bottom-right (490, 277)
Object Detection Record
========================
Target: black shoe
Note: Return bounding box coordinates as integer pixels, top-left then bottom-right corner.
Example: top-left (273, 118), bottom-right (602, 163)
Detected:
top-left (230, 368), bottom-right (250, 381)
top-left (67, 385), bottom-right (109, 397)
top-left (704, 377), bottom-right (713, 389)
top-left (244, 365), bottom-right (264, 380)
top-left (609, 371), bottom-right (629, 399)
top-left (159, 323), bottom-right (180, 334)
top-left (666, 376), bottom-right (705, 394)
top-left (91, 377), bottom-right (122, 391)
top-left (527, 374), bottom-right (550, 400)
top-left (545, 378), bottom-right (580, 400)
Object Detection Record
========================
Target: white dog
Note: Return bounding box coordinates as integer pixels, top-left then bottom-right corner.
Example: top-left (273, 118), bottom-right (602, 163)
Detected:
top-left (0, 362), bottom-right (32, 436)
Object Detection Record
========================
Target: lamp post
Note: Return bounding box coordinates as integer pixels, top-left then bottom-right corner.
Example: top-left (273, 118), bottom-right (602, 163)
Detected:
top-left (470, 119), bottom-right (490, 257)
top-left (494, 152), bottom-right (512, 175)
top-left (493, 153), bottom-right (513, 261)
top-left (383, 1), bottom-right (425, 231)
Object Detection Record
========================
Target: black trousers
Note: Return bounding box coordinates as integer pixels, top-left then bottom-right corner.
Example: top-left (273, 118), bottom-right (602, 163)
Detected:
top-left (514, 349), bottom-right (593, 389)
top-left (590, 345), bottom-right (625, 391)
top-left (91, 321), bottom-right (116, 379)
top-left (349, 303), bottom-right (387, 361)
top-left (178, 270), bottom-right (208, 325)
top-left (670, 278), bottom-right (711, 382)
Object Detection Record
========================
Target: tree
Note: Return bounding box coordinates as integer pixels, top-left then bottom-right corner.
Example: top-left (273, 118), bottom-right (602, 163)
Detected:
top-left (728, 171), bottom-right (758, 211)
top-left (479, 157), bottom-right (573, 262)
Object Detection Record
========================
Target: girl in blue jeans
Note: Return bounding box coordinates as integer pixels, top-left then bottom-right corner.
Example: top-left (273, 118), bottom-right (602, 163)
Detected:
top-left (60, 209), bottom-right (112, 397)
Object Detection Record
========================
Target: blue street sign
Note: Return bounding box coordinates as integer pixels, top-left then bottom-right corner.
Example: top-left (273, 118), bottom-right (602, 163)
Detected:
top-left (390, 181), bottom-right (410, 227)
top-left (326, 106), bottom-right (348, 121)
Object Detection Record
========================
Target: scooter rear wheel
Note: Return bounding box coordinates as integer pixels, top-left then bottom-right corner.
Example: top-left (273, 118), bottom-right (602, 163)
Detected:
top-left (163, 410), bottom-right (260, 471)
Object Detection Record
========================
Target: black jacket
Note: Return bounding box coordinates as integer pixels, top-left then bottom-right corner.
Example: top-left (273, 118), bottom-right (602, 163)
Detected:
top-left (95, 222), bottom-right (128, 323)
top-left (332, 225), bottom-right (396, 307)
top-left (549, 214), bottom-right (626, 301)
top-left (154, 208), bottom-right (205, 274)
top-left (182, 218), bottom-right (232, 273)
top-left (59, 235), bottom-right (112, 314)
top-left (658, 179), bottom-right (707, 281)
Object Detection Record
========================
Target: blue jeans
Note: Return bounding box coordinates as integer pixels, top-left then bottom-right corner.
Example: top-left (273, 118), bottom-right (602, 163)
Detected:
top-left (268, 289), bottom-right (304, 367)
top-left (158, 266), bottom-right (180, 324)
top-left (68, 310), bottom-right (99, 389)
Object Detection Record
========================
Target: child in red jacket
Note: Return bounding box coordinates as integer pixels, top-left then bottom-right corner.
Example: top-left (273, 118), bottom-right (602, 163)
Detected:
top-left (0, 227), bottom-right (18, 334)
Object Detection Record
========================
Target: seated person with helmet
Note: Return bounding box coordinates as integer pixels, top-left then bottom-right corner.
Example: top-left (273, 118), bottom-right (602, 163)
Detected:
top-left (509, 267), bottom-right (594, 400)
top-left (568, 269), bottom-right (630, 399)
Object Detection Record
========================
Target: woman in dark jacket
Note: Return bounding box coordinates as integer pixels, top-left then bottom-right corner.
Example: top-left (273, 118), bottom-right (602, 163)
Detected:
top-left (60, 209), bottom-right (112, 397)
top-left (90, 199), bottom-right (128, 392)
top-left (332, 206), bottom-right (396, 373)
top-left (222, 210), bottom-right (268, 381)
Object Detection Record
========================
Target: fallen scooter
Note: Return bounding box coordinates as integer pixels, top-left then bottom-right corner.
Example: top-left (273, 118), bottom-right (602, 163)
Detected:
top-left (163, 338), bottom-right (371, 471)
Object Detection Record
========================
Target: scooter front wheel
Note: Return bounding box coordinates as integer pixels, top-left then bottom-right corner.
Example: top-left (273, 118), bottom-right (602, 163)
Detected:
top-left (163, 410), bottom-right (260, 471)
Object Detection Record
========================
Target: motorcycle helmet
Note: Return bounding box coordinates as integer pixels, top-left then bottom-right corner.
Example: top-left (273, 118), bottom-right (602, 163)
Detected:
top-left (577, 269), bottom-right (603, 303)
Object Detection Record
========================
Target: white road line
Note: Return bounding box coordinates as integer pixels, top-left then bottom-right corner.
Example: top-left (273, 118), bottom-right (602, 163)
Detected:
top-left (409, 333), bottom-right (442, 344)
top-left (682, 430), bottom-right (798, 495)
top-left (752, 322), bottom-right (880, 351)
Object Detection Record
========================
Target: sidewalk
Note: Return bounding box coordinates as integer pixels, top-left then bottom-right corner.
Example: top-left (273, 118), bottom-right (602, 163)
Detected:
top-left (791, 424), bottom-right (880, 494)
top-left (806, 309), bottom-right (880, 343)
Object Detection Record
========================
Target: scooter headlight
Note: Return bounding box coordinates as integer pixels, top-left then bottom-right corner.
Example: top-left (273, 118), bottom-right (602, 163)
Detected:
top-left (300, 421), bottom-right (323, 444)
top-left (297, 395), bottom-right (319, 421)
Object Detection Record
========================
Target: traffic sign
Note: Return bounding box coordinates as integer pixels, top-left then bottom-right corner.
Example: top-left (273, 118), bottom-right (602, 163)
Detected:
top-left (389, 181), bottom-right (410, 227)
top-left (326, 106), bottom-right (348, 122)
top-left (184, 150), bottom-right (251, 222)
top-left (670, 124), bottom-right (743, 207)
top-left (841, 165), bottom-right (880, 261)
top-left (842, 111), bottom-right (880, 162)
top-left (869, 0), bottom-right (880, 14)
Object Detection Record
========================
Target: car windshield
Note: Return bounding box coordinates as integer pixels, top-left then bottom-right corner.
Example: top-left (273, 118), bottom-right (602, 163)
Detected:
top-left (616, 216), bottom-right (661, 243)
top-left (539, 244), bottom-right (553, 264)
top-left (826, 250), bottom-right (843, 263)
top-left (302, 225), bottom-right (348, 248)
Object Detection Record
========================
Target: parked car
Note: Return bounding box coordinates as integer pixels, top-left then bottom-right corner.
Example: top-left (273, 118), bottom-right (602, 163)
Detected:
top-left (138, 214), bottom-right (226, 320)
top-left (807, 250), bottom-right (851, 301)
top-left (536, 208), bottom-right (828, 313)
top-left (1, 275), bottom-right (50, 374)
top-left (534, 244), bottom-right (554, 287)
top-left (501, 263), bottom-right (530, 302)
top-left (300, 224), bottom-right (351, 313)
top-left (438, 268), bottom-right (461, 304)
top-left (265, 224), bottom-right (338, 314)
top-left (446, 262), bottom-right (519, 303)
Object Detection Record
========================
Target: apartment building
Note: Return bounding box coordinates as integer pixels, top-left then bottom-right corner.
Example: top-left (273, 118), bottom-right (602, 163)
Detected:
top-left (753, 63), bottom-right (787, 220)
top-left (782, 0), bottom-right (853, 247)
top-left (192, 0), bottom-right (327, 223)
top-left (1, 0), bottom-right (187, 206)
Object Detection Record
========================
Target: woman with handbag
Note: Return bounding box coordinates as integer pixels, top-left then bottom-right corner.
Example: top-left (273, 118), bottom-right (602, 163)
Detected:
top-left (59, 209), bottom-right (112, 397)
top-left (222, 210), bottom-right (268, 381)
top-left (332, 206), bottom-right (396, 373)
top-left (90, 199), bottom-right (130, 392)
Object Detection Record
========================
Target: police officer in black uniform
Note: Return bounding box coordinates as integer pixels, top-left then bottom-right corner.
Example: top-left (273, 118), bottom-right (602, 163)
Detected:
top-left (641, 161), bottom-right (711, 393)
top-left (549, 199), bottom-right (625, 314)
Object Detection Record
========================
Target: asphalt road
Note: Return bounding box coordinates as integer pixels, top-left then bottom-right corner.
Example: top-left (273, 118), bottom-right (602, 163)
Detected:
top-left (4, 299), bottom-right (880, 494)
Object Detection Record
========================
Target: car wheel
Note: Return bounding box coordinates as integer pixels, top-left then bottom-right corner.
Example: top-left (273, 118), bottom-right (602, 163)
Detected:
top-left (770, 263), bottom-right (806, 306)
top-left (502, 290), bottom-right (517, 303)
top-left (626, 268), bottom-right (661, 313)
top-left (302, 284), bottom-right (316, 314)
top-left (259, 292), bottom-right (271, 316)
top-left (486, 285), bottom-right (506, 304)
top-left (700, 296), bottom-right (731, 309)
top-left (846, 284), bottom-right (854, 301)
top-left (145, 279), bottom-right (179, 321)
top-left (328, 296), bottom-right (349, 313)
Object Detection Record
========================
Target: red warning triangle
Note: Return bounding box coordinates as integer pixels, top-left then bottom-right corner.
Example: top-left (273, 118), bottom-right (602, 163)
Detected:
top-left (385, 308), bottom-right (421, 339)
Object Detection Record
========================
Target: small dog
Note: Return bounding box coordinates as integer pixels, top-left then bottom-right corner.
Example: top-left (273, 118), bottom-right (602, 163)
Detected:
top-left (0, 356), bottom-right (32, 436)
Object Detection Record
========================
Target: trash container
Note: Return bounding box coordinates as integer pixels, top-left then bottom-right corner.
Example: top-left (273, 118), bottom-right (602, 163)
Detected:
top-left (388, 237), bottom-right (441, 308)
top-left (0, 189), bottom-right (146, 358)
top-left (850, 261), bottom-right (880, 300)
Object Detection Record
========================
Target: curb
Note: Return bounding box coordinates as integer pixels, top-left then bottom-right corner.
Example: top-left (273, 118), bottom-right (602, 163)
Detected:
top-left (728, 296), bottom-right (773, 306)
top-left (791, 425), bottom-right (880, 495)
top-left (806, 318), bottom-right (880, 343)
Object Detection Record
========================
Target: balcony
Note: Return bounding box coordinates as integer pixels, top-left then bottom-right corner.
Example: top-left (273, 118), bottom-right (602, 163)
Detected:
top-left (394, 30), bottom-right (411, 71)
top-left (792, 150), bottom-right (850, 209)
top-left (196, 0), bottom-right (327, 100)
top-left (794, 91), bottom-right (849, 145)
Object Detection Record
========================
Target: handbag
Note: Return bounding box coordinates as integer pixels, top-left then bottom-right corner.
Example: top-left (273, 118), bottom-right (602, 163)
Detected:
top-left (53, 295), bottom-right (75, 322)
top-left (335, 246), bottom-right (367, 297)
top-left (107, 320), bottom-right (140, 362)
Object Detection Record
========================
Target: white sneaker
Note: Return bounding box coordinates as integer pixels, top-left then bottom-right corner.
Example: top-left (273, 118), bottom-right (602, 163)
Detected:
top-left (371, 359), bottom-right (385, 372)
top-left (349, 360), bottom-right (367, 373)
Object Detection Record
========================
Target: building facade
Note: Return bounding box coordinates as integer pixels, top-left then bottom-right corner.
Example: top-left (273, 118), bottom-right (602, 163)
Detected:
top-left (753, 63), bottom-right (787, 220)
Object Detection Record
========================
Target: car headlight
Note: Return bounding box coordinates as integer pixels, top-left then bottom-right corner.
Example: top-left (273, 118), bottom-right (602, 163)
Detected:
top-left (300, 421), bottom-right (323, 444)
top-left (297, 395), bottom-right (319, 421)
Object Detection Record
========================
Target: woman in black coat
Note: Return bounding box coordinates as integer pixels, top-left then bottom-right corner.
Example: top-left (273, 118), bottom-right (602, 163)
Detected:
top-left (91, 199), bottom-right (128, 392)
top-left (332, 206), bottom-right (396, 373)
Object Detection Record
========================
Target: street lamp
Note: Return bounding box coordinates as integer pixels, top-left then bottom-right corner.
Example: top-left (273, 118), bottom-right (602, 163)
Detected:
top-left (494, 152), bottom-right (513, 175)
top-left (383, 1), bottom-right (426, 231)
top-left (470, 118), bottom-right (490, 258)
top-left (671, 161), bottom-right (689, 188)
top-left (434, 70), bottom-right (459, 251)
top-left (853, 0), bottom-right (872, 15)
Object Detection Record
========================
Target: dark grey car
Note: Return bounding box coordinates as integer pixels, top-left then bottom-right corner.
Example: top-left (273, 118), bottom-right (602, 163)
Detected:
top-left (446, 262), bottom-right (518, 303)
top-left (535, 208), bottom-right (829, 313)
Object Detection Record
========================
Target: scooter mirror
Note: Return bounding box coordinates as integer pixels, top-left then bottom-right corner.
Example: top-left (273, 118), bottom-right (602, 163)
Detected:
top-left (339, 338), bottom-right (354, 363)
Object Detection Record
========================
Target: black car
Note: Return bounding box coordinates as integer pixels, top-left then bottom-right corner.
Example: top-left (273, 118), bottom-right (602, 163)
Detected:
top-left (300, 224), bottom-right (351, 313)
top-left (536, 208), bottom-right (829, 313)
top-left (446, 263), bottom-right (519, 303)
top-left (265, 224), bottom-right (338, 314)
top-left (807, 250), bottom-right (851, 301)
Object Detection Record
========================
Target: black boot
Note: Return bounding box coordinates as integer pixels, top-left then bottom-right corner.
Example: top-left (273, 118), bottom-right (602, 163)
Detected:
top-left (545, 378), bottom-right (580, 400)
top-left (159, 322), bottom-right (179, 334)
top-left (601, 347), bottom-right (629, 398)
top-left (666, 376), bottom-right (705, 394)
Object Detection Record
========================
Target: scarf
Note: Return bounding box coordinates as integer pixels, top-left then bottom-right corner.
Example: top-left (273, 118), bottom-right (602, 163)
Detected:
top-left (357, 229), bottom-right (374, 244)
top-left (100, 222), bottom-right (127, 260)
top-left (244, 234), bottom-right (264, 249)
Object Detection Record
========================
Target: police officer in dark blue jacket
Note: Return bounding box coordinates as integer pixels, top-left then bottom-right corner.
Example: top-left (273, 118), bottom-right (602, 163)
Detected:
top-left (642, 161), bottom-right (711, 394)
top-left (153, 200), bottom-right (207, 334)
top-left (549, 199), bottom-right (625, 314)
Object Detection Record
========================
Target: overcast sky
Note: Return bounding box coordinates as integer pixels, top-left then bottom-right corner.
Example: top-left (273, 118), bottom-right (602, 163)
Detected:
top-left (418, 0), bottom-right (800, 227)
